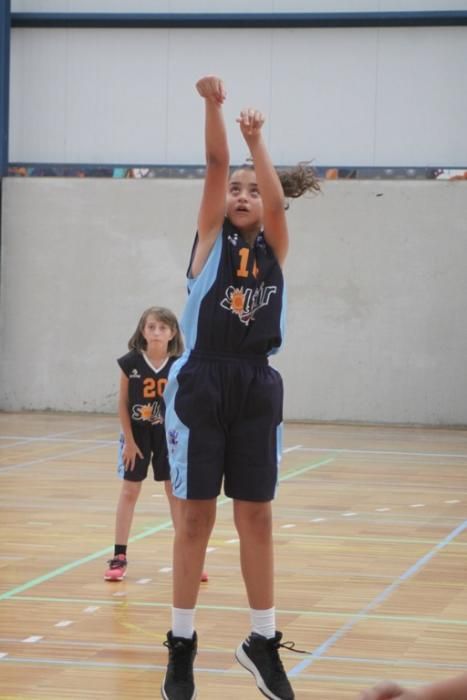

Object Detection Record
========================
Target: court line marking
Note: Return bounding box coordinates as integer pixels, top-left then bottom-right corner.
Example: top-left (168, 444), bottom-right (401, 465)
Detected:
top-left (0, 653), bottom-right (465, 689)
top-left (289, 518), bottom-right (467, 677)
top-left (299, 446), bottom-right (467, 459)
top-left (0, 456), bottom-right (335, 602)
top-left (0, 422), bottom-right (117, 449)
top-left (0, 443), bottom-right (111, 474)
top-left (0, 437), bottom-right (117, 448)
top-left (8, 596), bottom-right (467, 627)
top-left (2, 635), bottom-right (467, 673)
top-left (283, 444), bottom-right (302, 453)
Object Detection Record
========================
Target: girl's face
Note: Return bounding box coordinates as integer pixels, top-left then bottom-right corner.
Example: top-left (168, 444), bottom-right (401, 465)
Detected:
top-left (142, 315), bottom-right (175, 351)
top-left (226, 169), bottom-right (263, 236)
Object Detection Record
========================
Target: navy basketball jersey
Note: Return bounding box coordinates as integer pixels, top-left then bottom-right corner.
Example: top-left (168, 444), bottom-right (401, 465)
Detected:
top-left (117, 350), bottom-right (176, 427)
top-left (181, 219), bottom-right (285, 356)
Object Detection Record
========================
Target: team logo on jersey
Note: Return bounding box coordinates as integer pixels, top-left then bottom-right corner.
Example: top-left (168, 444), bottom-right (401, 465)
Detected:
top-left (227, 232), bottom-right (239, 246)
top-left (220, 282), bottom-right (277, 325)
top-left (131, 402), bottom-right (163, 424)
top-left (255, 233), bottom-right (266, 249)
top-left (130, 369), bottom-right (141, 379)
top-left (171, 467), bottom-right (183, 492)
top-left (168, 429), bottom-right (179, 453)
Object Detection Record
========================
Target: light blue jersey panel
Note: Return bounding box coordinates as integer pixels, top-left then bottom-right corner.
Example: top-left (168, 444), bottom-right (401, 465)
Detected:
top-left (164, 233), bottom-right (224, 498)
top-left (268, 281), bottom-right (287, 357)
top-left (117, 433), bottom-right (125, 479)
top-left (164, 354), bottom-right (191, 498)
top-left (273, 421), bottom-right (284, 499)
top-left (181, 232), bottom-right (223, 350)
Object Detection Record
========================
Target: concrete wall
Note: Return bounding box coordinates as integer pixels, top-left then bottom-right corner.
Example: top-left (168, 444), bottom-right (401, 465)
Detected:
top-left (1, 177), bottom-right (466, 425)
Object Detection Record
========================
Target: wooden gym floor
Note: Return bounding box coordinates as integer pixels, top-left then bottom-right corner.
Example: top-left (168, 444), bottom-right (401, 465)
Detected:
top-left (0, 411), bottom-right (466, 699)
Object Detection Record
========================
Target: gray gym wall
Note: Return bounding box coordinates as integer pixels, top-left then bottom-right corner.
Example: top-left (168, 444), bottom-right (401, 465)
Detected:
top-left (1, 177), bottom-right (466, 424)
top-left (1, 0), bottom-right (467, 424)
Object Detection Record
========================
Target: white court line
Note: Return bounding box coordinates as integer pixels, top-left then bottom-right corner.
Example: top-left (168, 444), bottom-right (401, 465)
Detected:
top-left (55, 621), bottom-right (73, 628)
top-left (283, 444), bottom-right (302, 453)
top-left (0, 422), bottom-right (117, 449)
top-left (0, 437), bottom-right (116, 448)
top-left (0, 555), bottom-right (25, 561)
top-left (23, 636), bottom-right (43, 643)
top-left (0, 443), bottom-right (110, 474)
top-left (299, 446), bottom-right (467, 460)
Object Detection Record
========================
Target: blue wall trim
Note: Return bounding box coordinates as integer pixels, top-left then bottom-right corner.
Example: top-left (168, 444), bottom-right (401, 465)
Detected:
top-left (11, 11), bottom-right (467, 29)
top-left (0, 1), bottom-right (11, 177)
top-left (8, 163), bottom-right (467, 181)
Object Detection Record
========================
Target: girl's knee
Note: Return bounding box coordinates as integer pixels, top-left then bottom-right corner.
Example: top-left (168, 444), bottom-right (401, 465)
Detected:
top-left (234, 501), bottom-right (272, 534)
top-left (178, 502), bottom-right (216, 540)
top-left (121, 480), bottom-right (141, 503)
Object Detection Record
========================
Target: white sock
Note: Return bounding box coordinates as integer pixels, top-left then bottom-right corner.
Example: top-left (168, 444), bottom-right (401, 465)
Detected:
top-left (172, 607), bottom-right (195, 639)
top-left (250, 607), bottom-right (276, 639)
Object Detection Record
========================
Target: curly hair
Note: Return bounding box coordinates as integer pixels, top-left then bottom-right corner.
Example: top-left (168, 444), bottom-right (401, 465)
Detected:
top-left (277, 162), bottom-right (321, 198)
top-left (232, 160), bottom-right (320, 203)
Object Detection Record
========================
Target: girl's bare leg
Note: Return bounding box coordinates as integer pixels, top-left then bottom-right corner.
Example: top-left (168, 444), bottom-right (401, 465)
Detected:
top-left (233, 500), bottom-right (274, 609)
top-left (172, 498), bottom-right (217, 608)
top-left (115, 480), bottom-right (142, 545)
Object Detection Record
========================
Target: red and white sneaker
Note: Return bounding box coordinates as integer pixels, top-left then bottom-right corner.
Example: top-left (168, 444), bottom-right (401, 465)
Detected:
top-left (104, 554), bottom-right (127, 581)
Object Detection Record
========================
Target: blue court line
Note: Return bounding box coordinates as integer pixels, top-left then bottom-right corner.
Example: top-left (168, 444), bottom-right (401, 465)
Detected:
top-left (0, 519), bottom-right (174, 602)
top-left (0, 456), bottom-right (334, 602)
top-left (289, 518), bottom-right (467, 677)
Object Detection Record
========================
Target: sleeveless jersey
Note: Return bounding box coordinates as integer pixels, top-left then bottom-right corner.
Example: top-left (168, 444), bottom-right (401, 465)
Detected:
top-left (117, 350), bottom-right (176, 428)
top-left (181, 218), bottom-right (285, 356)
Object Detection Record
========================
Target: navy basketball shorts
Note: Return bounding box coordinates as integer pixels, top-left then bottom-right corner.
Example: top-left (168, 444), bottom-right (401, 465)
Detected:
top-left (164, 351), bottom-right (284, 501)
top-left (117, 424), bottom-right (170, 482)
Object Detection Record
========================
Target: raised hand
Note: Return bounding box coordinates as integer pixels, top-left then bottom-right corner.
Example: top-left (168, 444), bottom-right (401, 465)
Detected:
top-left (236, 108), bottom-right (265, 141)
top-left (195, 75), bottom-right (226, 105)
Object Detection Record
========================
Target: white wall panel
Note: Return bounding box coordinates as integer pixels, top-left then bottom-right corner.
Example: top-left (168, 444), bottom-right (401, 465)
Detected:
top-left (10, 25), bottom-right (467, 165)
top-left (269, 28), bottom-right (378, 166)
top-left (12, 1), bottom-right (467, 12)
top-left (10, 28), bottom-right (170, 163)
top-left (374, 27), bottom-right (467, 166)
top-left (165, 28), bottom-right (273, 164)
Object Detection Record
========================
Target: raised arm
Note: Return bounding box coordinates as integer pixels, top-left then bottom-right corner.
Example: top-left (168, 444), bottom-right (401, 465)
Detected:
top-left (237, 109), bottom-right (289, 266)
top-left (192, 76), bottom-right (230, 276)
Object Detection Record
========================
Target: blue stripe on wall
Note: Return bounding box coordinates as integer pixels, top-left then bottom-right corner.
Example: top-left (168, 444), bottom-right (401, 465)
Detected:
top-left (11, 11), bottom-right (467, 29)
